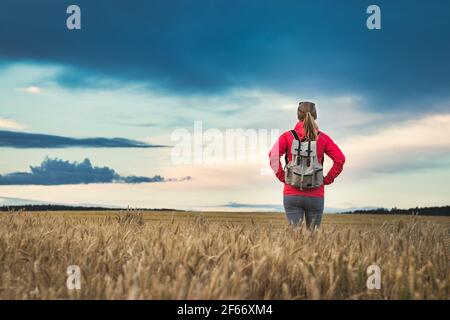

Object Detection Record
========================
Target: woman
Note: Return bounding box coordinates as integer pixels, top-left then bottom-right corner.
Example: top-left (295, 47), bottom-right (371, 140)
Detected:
top-left (269, 101), bottom-right (345, 228)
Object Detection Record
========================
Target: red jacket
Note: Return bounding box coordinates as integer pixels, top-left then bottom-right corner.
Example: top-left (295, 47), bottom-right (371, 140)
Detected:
top-left (269, 121), bottom-right (345, 197)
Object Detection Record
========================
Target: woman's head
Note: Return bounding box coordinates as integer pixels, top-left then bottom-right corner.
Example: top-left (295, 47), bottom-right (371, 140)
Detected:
top-left (297, 101), bottom-right (318, 141)
top-left (297, 101), bottom-right (317, 120)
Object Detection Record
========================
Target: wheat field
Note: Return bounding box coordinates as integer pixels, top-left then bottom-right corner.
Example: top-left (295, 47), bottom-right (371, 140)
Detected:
top-left (0, 210), bottom-right (448, 300)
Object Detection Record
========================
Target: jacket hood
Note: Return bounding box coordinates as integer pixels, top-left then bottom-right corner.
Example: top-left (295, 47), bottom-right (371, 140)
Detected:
top-left (294, 121), bottom-right (306, 139)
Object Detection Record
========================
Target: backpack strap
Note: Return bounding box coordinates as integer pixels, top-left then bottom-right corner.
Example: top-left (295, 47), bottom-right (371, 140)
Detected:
top-left (290, 130), bottom-right (300, 141)
top-left (290, 130), bottom-right (302, 165)
top-left (316, 131), bottom-right (324, 165)
top-left (306, 140), bottom-right (312, 167)
top-left (284, 130), bottom-right (301, 168)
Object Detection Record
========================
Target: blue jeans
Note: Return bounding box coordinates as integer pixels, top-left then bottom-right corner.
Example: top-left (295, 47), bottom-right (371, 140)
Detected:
top-left (283, 195), bottom-right (325, 229)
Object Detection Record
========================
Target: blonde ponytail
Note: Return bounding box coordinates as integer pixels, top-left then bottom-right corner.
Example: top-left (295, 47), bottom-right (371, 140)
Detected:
top-left (304, 111), bottom-right (317, 141)
top-left (297, 101), bottom-right (318, 141)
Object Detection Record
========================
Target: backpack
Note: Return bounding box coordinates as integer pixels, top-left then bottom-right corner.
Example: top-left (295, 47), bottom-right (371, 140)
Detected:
top-left (284, 130), bottom-right (323, 190)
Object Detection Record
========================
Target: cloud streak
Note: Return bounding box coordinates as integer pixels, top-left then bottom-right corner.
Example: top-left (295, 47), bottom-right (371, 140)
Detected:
top-left (16, 86), bottom-right (41, 94)
top-left (222, 202), bottom-right (283, 212)
top-left (0, 157), bottom-right (191, 185)
top-left (0, 130), bottom-right (166, 148)
top-left (0, 119), bottom-right (26, 130)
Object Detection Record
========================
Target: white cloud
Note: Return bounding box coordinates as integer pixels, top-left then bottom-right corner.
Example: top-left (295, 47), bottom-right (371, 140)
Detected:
top-left (0, 118), bottom-right (26, 130)
top-left (341, 113), bottom-right (450, 175)
top-left (16, 86), bottom-right (42, 94)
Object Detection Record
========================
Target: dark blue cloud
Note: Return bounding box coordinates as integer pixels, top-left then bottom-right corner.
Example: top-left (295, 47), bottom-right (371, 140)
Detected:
top-left (0, 130), bottom-right (166, 148)
top-left (121, 175), bottom-right (164, 183)
top-left (0, 1), bottom-right (449, 110)
top-left (0, 157), bottom-right (185, 185)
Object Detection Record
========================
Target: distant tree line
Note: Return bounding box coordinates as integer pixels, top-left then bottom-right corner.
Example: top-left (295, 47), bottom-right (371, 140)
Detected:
top-left (1, 204), bottom-right (449, 216)
top-left (341, 206), bottom-right (450, 216)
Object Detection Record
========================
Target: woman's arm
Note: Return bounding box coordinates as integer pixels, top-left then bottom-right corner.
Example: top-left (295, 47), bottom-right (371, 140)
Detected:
top-left (269, 133), bottom-right (288, 183)
top-left (323, 135), bottom-right (345, 185)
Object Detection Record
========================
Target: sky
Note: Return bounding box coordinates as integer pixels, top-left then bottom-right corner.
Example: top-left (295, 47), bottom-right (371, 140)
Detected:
top-left (0, 0), bottom-right (449, 211)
